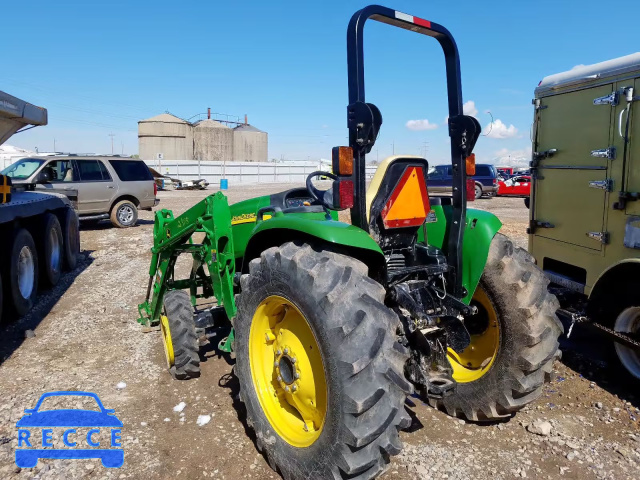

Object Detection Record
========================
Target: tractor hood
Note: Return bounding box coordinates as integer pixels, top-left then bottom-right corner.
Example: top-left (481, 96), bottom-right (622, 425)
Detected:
top-left (0, 90), bottom-right (48, 146)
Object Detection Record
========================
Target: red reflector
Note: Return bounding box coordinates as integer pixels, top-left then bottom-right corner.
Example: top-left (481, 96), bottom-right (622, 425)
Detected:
top-left (466, 179), bottom-right (476, 202)
top-left (413, 16), bottom-right (432, 28)
top-left (381, 166), bottom-right (430, 228)
top-left (339, 180), bottom-right (354, 209)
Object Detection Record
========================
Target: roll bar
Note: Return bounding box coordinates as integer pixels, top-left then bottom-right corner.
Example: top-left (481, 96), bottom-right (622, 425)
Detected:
top-left (346, 5), bottom-right (479, 298)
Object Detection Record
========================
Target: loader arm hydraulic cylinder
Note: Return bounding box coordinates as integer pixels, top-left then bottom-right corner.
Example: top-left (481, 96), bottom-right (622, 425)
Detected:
top-left (138, 192), bottom-right (236, 326)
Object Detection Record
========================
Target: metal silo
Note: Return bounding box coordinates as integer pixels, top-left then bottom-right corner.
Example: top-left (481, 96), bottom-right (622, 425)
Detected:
top-left (194, 119), bottom-right (233, 162)
top-left (233, 122), bottom-right (268, 162)
top-left (138, 113), bottom-right (193, 160)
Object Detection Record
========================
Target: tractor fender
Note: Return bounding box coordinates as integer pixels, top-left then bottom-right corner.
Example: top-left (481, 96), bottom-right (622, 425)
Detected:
top-left (423, 205), bottom-right (502, 304)
top-left (242, 215), bottom-right (386, 280)
top-left (460, 208), bottom-right (503, 304)
top-left (587, 259), bottom-right (640, 318)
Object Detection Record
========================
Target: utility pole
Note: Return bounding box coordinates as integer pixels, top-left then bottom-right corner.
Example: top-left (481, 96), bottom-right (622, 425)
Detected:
top-left (391, 142), bottom-right (395, 155)
top-left (53, 138), bottom-right (56, 152)
top-left (421, 141), bottom-right (430, 158)
top-left (108, 133), bottom-right (115, 154)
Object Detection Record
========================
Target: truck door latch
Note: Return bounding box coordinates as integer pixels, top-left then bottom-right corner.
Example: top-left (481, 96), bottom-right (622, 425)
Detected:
top-left (590, 147), bottom-right (616, 159)
top-left (531, 149), bottom-right (557, 169)
top-left (587, 231), bottom-right (610, 244)
top-left (527, 220), bottom-right (555, 234)
top-left (589, 179), bottom-right (613, 191)
top-left (613, 191), bottom-right (640, 210)
top-left (593, 91), bottom-right (619, 106)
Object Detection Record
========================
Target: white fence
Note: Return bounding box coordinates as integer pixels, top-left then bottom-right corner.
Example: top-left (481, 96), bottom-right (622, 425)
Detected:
top-left (146, 160), bottom-right (379, 185)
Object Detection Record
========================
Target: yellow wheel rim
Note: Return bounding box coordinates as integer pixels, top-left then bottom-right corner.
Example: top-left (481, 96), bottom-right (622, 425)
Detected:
top-left (447, 285), bottom-right (500, 383)
top-left (249, 295), bottom-right (327, 448)
top-left (160, 315), bottom-right (175, 369)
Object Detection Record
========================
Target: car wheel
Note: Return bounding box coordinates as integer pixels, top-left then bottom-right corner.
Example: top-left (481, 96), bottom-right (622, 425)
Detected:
top-left (38, 213), bottom-right (63, 287)
top-left (110, 200), bottom-right (138, 228)
top-left (5, 228), bottom-right (39, 317)
top-left (475, 184), bottom-right (483, 200)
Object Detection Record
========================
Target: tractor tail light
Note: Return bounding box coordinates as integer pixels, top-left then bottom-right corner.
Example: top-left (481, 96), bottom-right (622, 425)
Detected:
top-left (466, 154), bottom-right (476, 176)
top-left (338, 180), bottom-right (354, 209)
top-left (332, 146), bottom-right (354, 176)
top-left (466, 178), bottom-right (476, 202)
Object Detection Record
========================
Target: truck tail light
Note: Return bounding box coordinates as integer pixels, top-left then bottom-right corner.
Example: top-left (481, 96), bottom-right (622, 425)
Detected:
top-left (381, 166), bottom-right (430, 228)
top-left (154, 181), bottom-right (158, 197)
top-left (466, 178), bottom-right (476, 202)
top-left (338, 180), bottom-right (354, 209)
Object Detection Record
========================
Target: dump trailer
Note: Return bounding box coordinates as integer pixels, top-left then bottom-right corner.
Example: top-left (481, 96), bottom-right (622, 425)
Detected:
top-left (0, 90), bottom-right (79, 321)
top-left (529, 53), bottom-right (640, 381)
top-left (138, 6), bottom-right (562, 479)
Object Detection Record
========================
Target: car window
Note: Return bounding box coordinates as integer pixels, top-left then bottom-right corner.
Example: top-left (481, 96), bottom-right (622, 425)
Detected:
top-left (76, 160), bottom-right (108, 181)
top-left (97, 160), bottom-right (112, 180)
top-left (475, 165), bottom-right (491, 177)
top-left (36, 395), bottom-right (102, 412)
top-left (1, 158), bottom-right (44, 179)
top-left (109, 160), bottom-right (152, 181)
top-left (46, 160), bottom-right (76, 182)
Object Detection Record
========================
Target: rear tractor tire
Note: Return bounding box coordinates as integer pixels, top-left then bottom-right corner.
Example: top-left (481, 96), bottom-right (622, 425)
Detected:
top-left (433, 233), bottom-right (563, 421)
top-left (162, 290), bottom-right (200, 380)
top-left (235, 242), bottom-right (412, 480)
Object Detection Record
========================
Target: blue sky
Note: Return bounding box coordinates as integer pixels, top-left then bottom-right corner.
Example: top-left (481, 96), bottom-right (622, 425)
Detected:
top-left (2, 0), bottom-right (638, 165)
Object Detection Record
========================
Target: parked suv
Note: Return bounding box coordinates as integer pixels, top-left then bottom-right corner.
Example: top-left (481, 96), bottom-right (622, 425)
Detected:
top-left (2, 156), bottom-right (158, 227)
top-left (427, 163), bottom-right (498, 199)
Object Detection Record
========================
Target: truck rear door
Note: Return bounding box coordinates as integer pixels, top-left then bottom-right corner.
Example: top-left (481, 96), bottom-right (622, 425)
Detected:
top-left (533, 84), bottom-right (614, 251)
top-left (624, 78), bottom-right (640, 217)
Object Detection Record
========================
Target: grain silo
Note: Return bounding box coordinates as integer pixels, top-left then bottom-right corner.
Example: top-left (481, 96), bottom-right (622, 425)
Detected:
top-left (233, 121), bottom-right (268, 162)
top-left (138, 113), bottom-right (193, 160)
top-left (193, 119), bottom-right (233, 162)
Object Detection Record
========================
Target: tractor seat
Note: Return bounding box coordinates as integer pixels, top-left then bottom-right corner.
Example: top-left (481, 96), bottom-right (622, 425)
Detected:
top-left (365, 155), bottom-right (429, 223)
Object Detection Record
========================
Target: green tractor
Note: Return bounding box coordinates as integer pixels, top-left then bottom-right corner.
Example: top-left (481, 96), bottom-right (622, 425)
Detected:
top-left (138, 6), bottom-right (562, 479)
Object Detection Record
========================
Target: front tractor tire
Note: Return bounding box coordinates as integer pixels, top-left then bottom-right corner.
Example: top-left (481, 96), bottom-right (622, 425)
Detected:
top-left (434, 233), bottom-right (563, 421)
top-left (162, 290), bottom-right (200, 380)
top-left (235, 242), bottom-right (412, 480)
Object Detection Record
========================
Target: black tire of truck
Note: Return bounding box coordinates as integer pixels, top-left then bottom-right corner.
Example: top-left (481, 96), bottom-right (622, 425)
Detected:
top-left (162, 290), bottom-right (201, 380)
top-left (5, 228), bottom-right (39, 317)
top-left (234, 242), bottom-right (412, 480)
top-left (38, 213), bottom-right (64, 287)
top-left (431, 233), bottom-right (564, 421)
top-left (62, 208), bottom-right (80, 271)
top-left (110, 200), bottom-right (138, 228)
top-left (475, 183), bottom-right (483, 200)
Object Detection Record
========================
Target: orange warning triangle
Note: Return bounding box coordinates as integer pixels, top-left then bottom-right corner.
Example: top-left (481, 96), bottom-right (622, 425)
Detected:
top-left (382, 167), bottom-right (429, 228)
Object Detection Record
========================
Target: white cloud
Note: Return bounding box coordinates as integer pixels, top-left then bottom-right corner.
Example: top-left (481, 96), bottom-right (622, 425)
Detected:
top-left (491, 146), bottom-right (532, 166)
top-left (463, 100), bottom-right (478, 117)
top-left (406, 119), bottom-right (438, 131)
top-left (484, 119), bottom-right (518, 139)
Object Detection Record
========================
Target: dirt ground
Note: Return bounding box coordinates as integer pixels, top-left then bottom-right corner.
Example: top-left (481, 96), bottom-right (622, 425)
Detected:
top-left (0, 186), bottom-right (638, 480)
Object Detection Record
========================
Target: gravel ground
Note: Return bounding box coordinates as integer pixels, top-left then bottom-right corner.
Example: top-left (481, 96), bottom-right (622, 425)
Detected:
top-left (0, 186), bottom-right (638, 480)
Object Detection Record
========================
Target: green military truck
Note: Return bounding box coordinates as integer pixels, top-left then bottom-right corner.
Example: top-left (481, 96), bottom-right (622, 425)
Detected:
top-left (529, 53), bottom-right (640, 379)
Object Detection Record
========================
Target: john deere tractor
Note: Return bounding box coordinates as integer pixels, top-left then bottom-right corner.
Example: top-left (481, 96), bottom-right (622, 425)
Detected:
top-left (138, 6), bottom-right (562, 479)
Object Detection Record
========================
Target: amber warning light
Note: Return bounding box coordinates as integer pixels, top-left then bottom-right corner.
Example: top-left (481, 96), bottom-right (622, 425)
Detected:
top-left (381, 166), bottom-right (430, 228)
top-left (332, 146), bottom-right (354, 176)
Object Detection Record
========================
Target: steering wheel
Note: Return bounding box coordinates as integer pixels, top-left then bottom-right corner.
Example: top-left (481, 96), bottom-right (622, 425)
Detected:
top-left (305, 171), bottom-right (339, 209)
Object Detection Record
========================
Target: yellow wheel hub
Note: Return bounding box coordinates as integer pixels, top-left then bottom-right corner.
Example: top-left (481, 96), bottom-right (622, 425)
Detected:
top-left (249, 295), bottom-right (327, 447)
top-left (447, 285), bottom-right (500, 383)
top-left (160, 315), bottom-right (175, 369)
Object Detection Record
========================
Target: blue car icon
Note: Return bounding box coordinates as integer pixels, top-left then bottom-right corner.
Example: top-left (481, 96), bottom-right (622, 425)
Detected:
top-left (16, 391), bottom-right (123, 468)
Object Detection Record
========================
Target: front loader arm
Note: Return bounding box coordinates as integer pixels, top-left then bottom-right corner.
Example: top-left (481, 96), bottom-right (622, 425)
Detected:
top-left (137, 192), bottom-right (236, 327)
